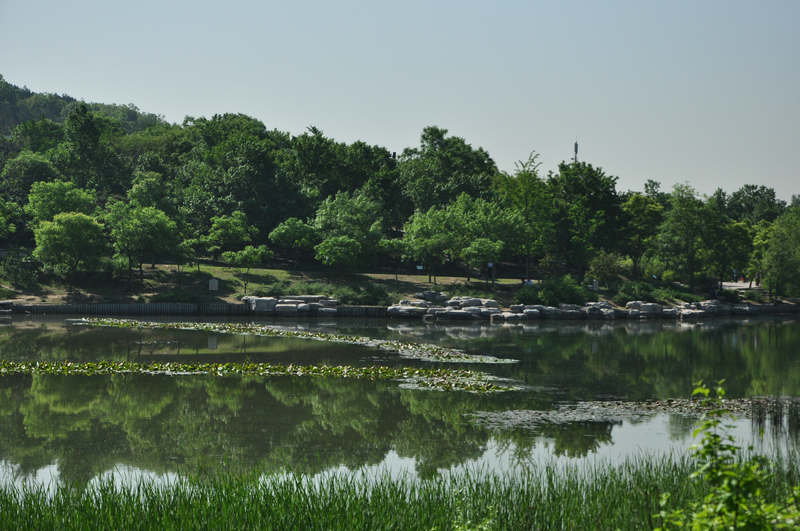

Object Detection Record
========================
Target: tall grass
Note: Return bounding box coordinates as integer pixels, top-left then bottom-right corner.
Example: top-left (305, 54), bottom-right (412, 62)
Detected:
top-left (2, 455), bottom-right (798, 530)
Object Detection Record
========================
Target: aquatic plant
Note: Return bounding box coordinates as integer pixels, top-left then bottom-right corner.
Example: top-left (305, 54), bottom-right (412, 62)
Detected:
top-left (656, 382), bottom-right (800, 529)
top-left (0, 360), bottom-right (515, 394)
top-left (1, 455), bottom-right (799, 530)
top-left (77, 318), bottom-right (517, 364)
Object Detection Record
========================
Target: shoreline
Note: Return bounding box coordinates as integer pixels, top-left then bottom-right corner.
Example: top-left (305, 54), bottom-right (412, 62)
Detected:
top-left (4, 298), bottom-right (799, 322)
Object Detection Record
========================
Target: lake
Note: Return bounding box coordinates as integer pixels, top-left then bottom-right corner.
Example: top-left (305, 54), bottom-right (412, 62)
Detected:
top-left (1, 315), bottom-right (798, 486)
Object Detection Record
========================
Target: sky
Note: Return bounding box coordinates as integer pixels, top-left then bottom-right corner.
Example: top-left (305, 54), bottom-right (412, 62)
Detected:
top-left (1, 0), bottom-right (798, 199)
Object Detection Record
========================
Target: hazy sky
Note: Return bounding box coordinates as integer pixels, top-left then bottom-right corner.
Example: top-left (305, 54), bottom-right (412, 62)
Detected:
top-left (1, 0), bottom-right (797, 199)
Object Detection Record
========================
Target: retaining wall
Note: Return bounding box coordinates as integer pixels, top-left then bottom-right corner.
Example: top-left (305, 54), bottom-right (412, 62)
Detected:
top-left (14, 302), bottom-right (249, 315)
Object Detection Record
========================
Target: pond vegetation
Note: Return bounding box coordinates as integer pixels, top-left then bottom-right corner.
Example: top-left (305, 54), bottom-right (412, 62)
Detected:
top-left (1, 453), bottom-right (798, 530)
top-left (0, 359), bottom-right (515, 394)
top-left (78, 318), bottom-right (518, 365)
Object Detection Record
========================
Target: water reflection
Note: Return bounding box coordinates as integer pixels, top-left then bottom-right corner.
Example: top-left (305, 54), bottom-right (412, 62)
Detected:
top-left (0, 316), bottom-right (799, 486)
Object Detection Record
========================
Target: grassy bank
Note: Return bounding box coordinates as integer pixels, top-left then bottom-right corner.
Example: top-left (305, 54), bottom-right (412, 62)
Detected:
top-left (1, 455), bottom-right (798, 530)
top-left (0, 263), bottom-right (519, 306)
top-left (0, 261), bottom-right (776, 310)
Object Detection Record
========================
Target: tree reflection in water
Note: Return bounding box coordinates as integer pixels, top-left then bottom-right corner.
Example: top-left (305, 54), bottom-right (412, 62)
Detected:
top-left (0, 316), bottom-right (799, 485)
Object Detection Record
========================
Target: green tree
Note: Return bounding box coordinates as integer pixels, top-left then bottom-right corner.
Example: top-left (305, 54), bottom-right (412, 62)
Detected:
top-left (761, 208), bottom-right (800, 296)
top-left (50, 103), bottom-right (128, 195)
top-left (461, 238), bottom-right (503, 282)
top-left (126, 171), bottom-right (174, 215)
top-left (32, 213), bottom-right (106, 278)
top-left (746, 221), bottom-right (772, 287)
top-left (311, 191), bottom-right (383, 265)
top-left (25, 180), bottom-right (96, 225)
top-left (700, 191), bottom-right (753, 289)
top-left (727, 184), bottom-right (786, 224)
top-left (398, 126), bottom-right (497, 212)
top-left (268, 218), bottom-right (319, 251)
top-left (203, 210), bottom-right (256, 259)
top-left (445, 194), bottom-right (521, 279)
top-left (654, 184), bottom-right (706, 289)
top-left (314, 236), bottom-right (361, 270)
top-left (222, 245), bottom-right (273, 294)
top-left (9, 119), bottom-right (64, 153)
top-left (0, 199), bottom-right (23, 243)
top-left (0, 151), bottom-right (63, 203)
top-left (106, 202), bottom-right (180, 280)
top-left (493, 153), bottom-right (554, 278)
top-left (401, 208), bottom-right (451, 283)
top-left (546, 161), bottom-right (624, 274)
top-left (621, 192), bottom-right (663, 278)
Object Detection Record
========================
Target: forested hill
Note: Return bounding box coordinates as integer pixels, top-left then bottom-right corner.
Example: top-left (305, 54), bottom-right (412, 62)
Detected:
top-left (0, 75), bottom-right (164, 135)
top-left (1, 74), bottom-right (799, 299)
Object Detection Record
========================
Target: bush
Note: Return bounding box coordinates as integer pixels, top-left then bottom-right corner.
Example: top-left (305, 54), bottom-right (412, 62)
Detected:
top-left (330, 284), bottom-right (391, 306)
top-left (656, 382), bottom-right (800, 529)
top-left (613, 281), bottom-right (703, 305)
top-left (717, 288), bottom-right (741, 303)
top-left (0, 251), bottom-right (40, 289)
top-left (612, 281), bottom-right (655, 305)
top-left (514, 285), bottom-right (541, 305)
top-left (587, 251), bottom-right (625, 287)
top-left (514, 275), bottom-right (594, 306)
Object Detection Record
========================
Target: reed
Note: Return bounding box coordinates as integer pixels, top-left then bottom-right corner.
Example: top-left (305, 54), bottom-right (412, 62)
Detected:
top-left (2, 455), bottom-right (798, 530)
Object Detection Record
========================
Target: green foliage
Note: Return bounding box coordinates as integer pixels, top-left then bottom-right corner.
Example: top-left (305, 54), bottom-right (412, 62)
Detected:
top-left (461, 238), bottom-right (504, 273)
top-left (222, 244), bottom-right (273, 295)
top-left (762, 208), bottom-right (800, 296)
top-left (268, 217), bottom-right (318, 250)
top-left (329, 283), bottom-right (391, 305)
top-left (546, 161), bottom-right (624, 272)
top-left (105, 202), bottom-right (180, 278)
top-left (401, 207), bottom-right (450, 278)
top-left (32, 213), bottom-right (106, 277)
top-left (656, 382), bottom-right (800, 530)
top-left (204, 210), bottom-right (256, 259)
top-left (621, 192), bottom-right (663, 277)
top-left (587, 250), bottom-right (625, 287)
top-left (314, 236), bottom-right (362, 269)
top-left (701, 192), bottom-right (753, 285)
top-left (25, 180), bottom-right (96, 225)
top-left (2, 76), bottom-right (800, 296)
top-left (0, 199), bottom-right (22, 242)
top-left (514, 274), bottom-right (594, 306)
top-left (0, 250), bottom-right (39, 289)
top-left (126, 171), bottom-right (173, 213)
top-left (309, 190), bottom-right (383, 265)
top-left (728, 184), bottom-right (786, 224)
top-left (654, 183), bottom-right (706, 289)
top-left (0, 75), bottom-right (163, 136)
top-left (611, 280), bottom-right (702, 305)
top-left (0, 150), bottom-right (62, 202)
top-left (398, 126), bottom-right (496, 212)
top-left (492, 154), bottom-right (554, 276)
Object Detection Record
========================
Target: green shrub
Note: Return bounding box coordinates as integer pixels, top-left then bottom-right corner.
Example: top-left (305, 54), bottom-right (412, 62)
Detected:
top-left (717, 288), bottom-right (741, 303)
top-left (587, 251), bottom-right (625, 287)
top-left (661, 269), bottom-right (677, 283)
top-left (613, 281), bottom-right (703, 305)
top-left (514, 285), bottom-right (541, 305)
top-left (341, 284), bottom-right (392, 305)
top-left (0, 251), bottom-right (39, 289)
top-left (656, 382), bottom-right (800, 529)
top-left (514, 275), bottom-right (594, 306)
top-left (612, 281), bottom-right (655, 305)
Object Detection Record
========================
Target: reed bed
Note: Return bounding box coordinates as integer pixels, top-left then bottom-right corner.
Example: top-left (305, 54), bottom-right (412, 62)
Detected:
top-left (2, 455), bottom-right (798, 530)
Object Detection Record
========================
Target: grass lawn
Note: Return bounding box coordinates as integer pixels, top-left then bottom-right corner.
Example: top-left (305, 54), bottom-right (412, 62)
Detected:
top-left (0, 263), bottom-right (520, 306)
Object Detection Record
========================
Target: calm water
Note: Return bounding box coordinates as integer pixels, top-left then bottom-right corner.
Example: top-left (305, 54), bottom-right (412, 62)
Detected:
top-left (1, 315), bottom-right (799, 486)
